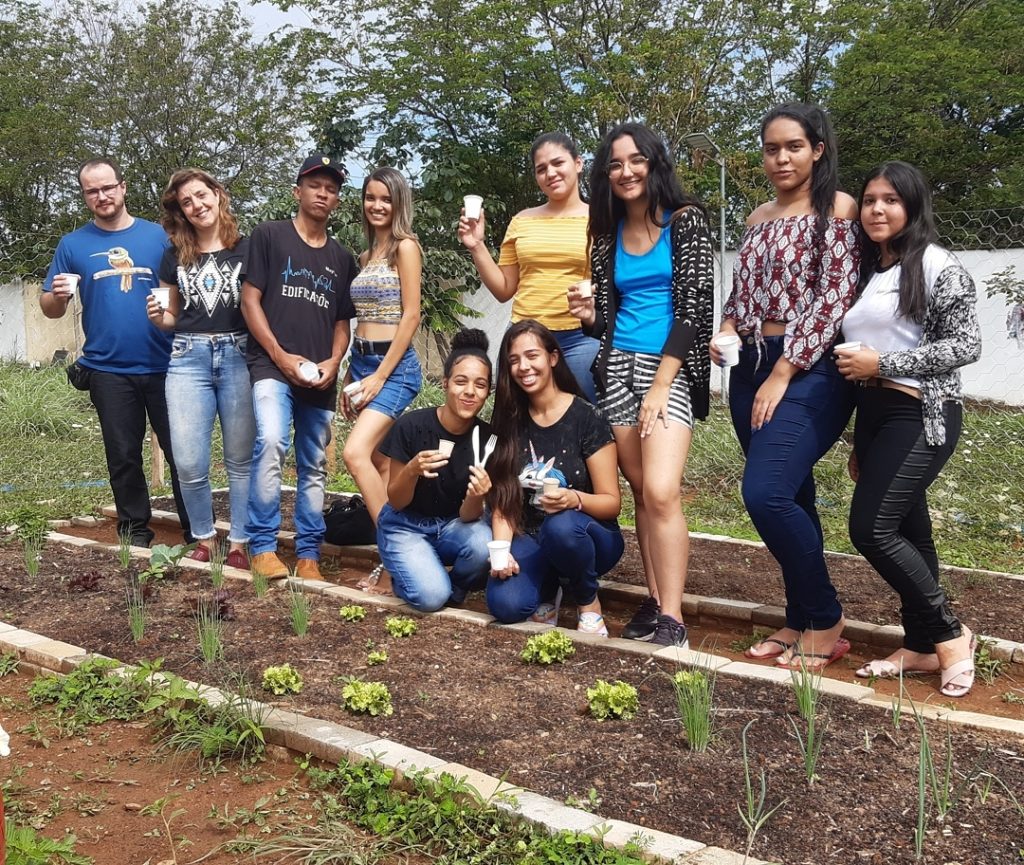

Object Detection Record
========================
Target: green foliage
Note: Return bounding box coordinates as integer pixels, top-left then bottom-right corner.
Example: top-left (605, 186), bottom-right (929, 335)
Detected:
top-left (788, 658), bottom-right (827, 786)
top-left (195, 598), bottom-right (225, 665)
top-left (262, 664), bottom-right (304, 696)
top-left (384, 616), bottom-right (418, 638)
top-left (340, 678), bottom-right (394, 716)
top-left (29, 658), bottom-right (145, 731)
top-left (288, 583), bottom-right (313, 637)
top-left (2, 821), bottom-right (93, 864)
top-left (366, 649), bottom-right (388, 666)
top-left (157, 688), bottom-right (267, 769)
top-left (339, 604), bottom-right (366, 622)
top-left (125, 580), bottom-right (146, 644)
top-left (149, 543), bottom-right (188, 570)
top-left (975, 638), bottom-right (1007, 686)
top-left (586, 680), bottom-right (638, 722)
top-left (0, 651), bottom-right (19, 676)
top-left (737, 720), bottom-right (786, 861)
top-left (671, 669), bottom-right (715, 752)
top-left (250, 567), bottom-right (269, 598)
top-left (520, 630), bottom-right (576, 665)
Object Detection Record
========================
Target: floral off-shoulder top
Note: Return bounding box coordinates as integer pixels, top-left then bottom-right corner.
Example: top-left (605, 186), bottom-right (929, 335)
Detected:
top-left (723, 214), bottom-right (861, 369)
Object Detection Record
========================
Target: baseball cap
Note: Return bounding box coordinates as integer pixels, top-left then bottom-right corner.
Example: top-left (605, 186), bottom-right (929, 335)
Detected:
top-left (296, 153), bottom-right (346, 185)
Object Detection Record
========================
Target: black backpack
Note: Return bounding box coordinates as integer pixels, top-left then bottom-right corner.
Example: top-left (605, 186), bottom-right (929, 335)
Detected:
top-left (323, 495), bottom-right (376, 546)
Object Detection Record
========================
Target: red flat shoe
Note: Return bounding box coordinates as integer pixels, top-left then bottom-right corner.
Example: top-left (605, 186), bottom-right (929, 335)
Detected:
top-left (186, 545), bottom-right (212, 563)
top-left (224, 549), bottom-right (249, 570)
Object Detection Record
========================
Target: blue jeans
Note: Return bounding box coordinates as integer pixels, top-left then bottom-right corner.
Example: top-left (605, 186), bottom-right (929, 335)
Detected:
top-left (165, 333), bottom-right (255, 543)
top-left (486, 510), bottom-right (624, 623)
top-left (377, 504), bottom-right (491, 612)
top-left (246, 378), bottom-right (334, 559)
top-left (552, 327), bottom-right (599, 403)
top-left (349, 348), bottom-right (421, 419)
top-left (728, 336), bottom-right (854, 631)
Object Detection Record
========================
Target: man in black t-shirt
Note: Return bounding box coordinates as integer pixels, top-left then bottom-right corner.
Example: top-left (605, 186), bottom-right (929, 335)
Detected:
top-left (241, 154), bottom-right (357, 581)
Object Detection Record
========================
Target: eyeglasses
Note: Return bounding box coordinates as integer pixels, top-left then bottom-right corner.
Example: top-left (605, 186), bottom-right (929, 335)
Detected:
top-left (606, 155), bottom-right (648, 176)
top-left (82, 182), bottom-right (123, 200)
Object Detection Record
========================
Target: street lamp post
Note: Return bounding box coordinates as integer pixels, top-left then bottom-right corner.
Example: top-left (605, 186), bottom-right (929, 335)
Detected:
top-left (683, 131), bottom-right (728, 402)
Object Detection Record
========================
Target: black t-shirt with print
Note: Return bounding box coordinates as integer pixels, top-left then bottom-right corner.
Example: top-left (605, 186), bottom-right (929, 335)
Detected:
top-left (158, 239), bottom-right (249, 334)
top-left (244, 220), bottom-right (357, 409)
top-left (516, 396), bottom-right (614, 534)
top-left (380, 407), bottom-right (492, 519)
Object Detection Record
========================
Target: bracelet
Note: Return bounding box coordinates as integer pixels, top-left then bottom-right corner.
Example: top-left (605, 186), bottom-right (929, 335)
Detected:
top-left (575, 491), bottom-right (584, 512)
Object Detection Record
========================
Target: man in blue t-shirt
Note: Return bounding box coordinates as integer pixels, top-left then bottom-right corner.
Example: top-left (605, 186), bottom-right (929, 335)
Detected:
top-left (241, 154), bottom-right (357, 581)
top-left (41, 156), bottom-right (192, 547)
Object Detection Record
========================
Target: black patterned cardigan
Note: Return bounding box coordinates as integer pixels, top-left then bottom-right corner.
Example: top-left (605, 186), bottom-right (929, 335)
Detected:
top-left (870, 246), bottom-right (982, 446)
top-left (583, 207), bottom-right (716, 420)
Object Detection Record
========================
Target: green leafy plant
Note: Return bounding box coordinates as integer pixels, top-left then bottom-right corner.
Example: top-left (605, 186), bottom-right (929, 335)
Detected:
top-left (367, 649), bottom-right (388, 666)
top-left (157, 685), bottom-right (267, 770)
top-left (340, 678), bottom-right (394, 716)
top-left (339, 604), bottom-right (366, 622)
top-left (195, 597), bottom-right (225, 665)
top-left (586, 680), bottom-right (638, 722)
top-left (288, 582), bottom-right (313, 637)
top-left (737, 720), bottom-right (786, 863)
top-left (262, 664), bottom-right (304, 695)
top-left (125, 579), bottom-right (146, 643)
top-left (975, 638), bottom-right (1006, 685)
top-left (150, 542), bottom-right (189, 570)
top-left (2, 821), bottom-right (93, 864)
top-left (140, 795), bottom-right (188, 865)
top-left (521, 630), bottom-right (576, 665)
top-left (384, 616), bottom-right (418, 638)
top-left (671, 669), bottom-right (715, 752)
top-left (0, 651), bottom-right (20, 676)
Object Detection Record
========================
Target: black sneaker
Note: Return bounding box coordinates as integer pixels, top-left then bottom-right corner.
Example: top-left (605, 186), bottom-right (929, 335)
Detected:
top-left (650, 614), bottom-right (689, 648)
top-left (621, 596), bottom-right (660, 641)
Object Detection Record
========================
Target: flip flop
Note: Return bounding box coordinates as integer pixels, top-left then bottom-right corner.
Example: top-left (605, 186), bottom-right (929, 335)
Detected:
top-left (855, 658), bottom-right (937, 679)
top-left (939, 633), bottom-right (977, 698)
top-left (744, 637), bottom-right (793, 660)
top-left (776, 637), bottom-right (851, 671)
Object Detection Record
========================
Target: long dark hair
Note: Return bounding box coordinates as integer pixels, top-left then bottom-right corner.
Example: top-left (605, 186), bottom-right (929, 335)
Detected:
top-left (487, 320), bottom-right (581, 531)
top-left (160, 169), bottom-right (242, 268)
top-left (529, 131), bottom-right (579, 164)
top-left (857, 161), bottom-right (936, 323)
top-left (588, 123), bottom-right (705, 246)
top-left (760, 103), bottom-right (839, 237)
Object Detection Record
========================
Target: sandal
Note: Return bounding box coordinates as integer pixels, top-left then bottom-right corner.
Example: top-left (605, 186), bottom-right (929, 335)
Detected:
top-left (530, 587), bottom-right (563, 626)
top-left (939, 634), bottom-right (977, 699)
top-left (855, 657), bottom-right (936, 679)
top-left (744, 637), bottom-right (793, 660)
top-left (777, 637), bottom-right (851, 671)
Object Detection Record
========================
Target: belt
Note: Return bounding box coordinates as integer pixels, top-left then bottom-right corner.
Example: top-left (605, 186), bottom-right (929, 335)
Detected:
top-left (353, 337), bottom-right (392, 355)
top-left (860, 377), bottom-right (921, 399)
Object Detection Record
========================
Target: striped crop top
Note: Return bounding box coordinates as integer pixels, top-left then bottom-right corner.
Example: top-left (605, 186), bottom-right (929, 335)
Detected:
top-left (349, 258), bottom-right (403, 325)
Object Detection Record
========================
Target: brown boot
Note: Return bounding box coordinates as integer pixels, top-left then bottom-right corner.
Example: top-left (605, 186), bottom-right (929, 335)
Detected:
top-left (295, 558), bottom-right (324, 581)
top-left (250, 551), bottom-right (289, 580)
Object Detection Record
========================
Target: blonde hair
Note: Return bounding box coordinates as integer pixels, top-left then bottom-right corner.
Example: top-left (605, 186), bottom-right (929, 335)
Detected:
top-left (361, 167), bottom-right (419, 266)
top-left (160, 169), bottom-right (241, 268)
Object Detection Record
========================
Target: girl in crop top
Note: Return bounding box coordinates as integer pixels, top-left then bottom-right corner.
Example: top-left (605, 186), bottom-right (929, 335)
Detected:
top-left (710, 103), bottom-right (861, 671)
top-left (341, 167), bottom-right (423, 593)
top-left (836, 161), bottom-right (980, 698)
top-left (457, 132), bottom-right (599, 401)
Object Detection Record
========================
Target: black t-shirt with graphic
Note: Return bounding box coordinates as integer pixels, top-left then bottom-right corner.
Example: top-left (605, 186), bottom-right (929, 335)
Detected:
top-left (158, 239), bottom-right (249, 334)
top-left (516, 397), bottom-right (614, 534)
top-left (380, 407), bottom-right (492, 519)
top-left (244, 220), bottom-right (357, 409)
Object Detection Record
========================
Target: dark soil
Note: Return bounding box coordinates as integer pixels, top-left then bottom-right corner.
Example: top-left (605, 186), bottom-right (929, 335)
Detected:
top-left (153, 489), bottom-right (1024, 644)
top-left (2, 538), bottom-right (1024, 865)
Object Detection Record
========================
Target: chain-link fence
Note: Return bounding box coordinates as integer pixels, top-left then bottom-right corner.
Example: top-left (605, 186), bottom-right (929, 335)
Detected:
top-left (3, 211), bottom-right (1023, 573)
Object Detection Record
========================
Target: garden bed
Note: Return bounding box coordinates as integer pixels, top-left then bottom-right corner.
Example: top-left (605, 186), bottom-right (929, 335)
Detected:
top-left (2, 538), bottom-right (1023, 864)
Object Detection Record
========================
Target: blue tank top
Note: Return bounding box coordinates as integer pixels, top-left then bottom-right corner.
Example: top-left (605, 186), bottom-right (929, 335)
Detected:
top-left (612, 222), bottom-right (673, 354)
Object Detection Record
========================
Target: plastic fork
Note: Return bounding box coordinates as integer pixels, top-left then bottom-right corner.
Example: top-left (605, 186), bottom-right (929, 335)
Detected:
top-left (479, 434), bottom-right (497, 468)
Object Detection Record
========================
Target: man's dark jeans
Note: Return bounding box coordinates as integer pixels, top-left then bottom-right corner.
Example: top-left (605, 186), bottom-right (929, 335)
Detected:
top-left (89, 370), bottom-right (192, 546)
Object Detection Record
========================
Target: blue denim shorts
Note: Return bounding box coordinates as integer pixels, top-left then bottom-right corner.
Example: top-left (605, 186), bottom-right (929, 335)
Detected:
top-left (349, 347), bottom-right (422, 419)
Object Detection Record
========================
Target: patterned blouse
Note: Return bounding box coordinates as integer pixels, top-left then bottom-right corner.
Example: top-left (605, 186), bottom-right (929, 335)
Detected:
top-left (350, 258), bottom-right (403, 325)
top-left (586, 208), bottom-right (715, 420)
top-left (724, 215), bottom-right (861, 369)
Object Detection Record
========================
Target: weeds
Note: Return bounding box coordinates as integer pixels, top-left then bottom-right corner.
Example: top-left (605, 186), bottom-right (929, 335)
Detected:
top-left (0, 651), bottom-right (19, 676)
top-left (140, 795), bottom-right (187, 864)
top-left (737, 720), bottom-right (786, 863)
top-left (975, 638), bottom-right (1006, 685)
top-left (728, 629), bottom-right (770, 654)
top-left (671, 669), bottom-right (715, 752)
top-left (125, 579), bottom-right (146, 643)
top-left (2, 822), bottom-right (92, 864)
top-left (195, 597), bottom-right (225, 664)
top-left (288, 582), bottom-right (313, 637)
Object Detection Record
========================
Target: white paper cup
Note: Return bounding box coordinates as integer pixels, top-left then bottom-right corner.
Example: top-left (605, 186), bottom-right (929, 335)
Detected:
top-left (299, 361), bottom-right (320, 383)
top-left (151, 287), bottom-right (170, 309)
top-left (437, 439), bottom-right (455, 457)
top-left (542, 477), bottom-right (560, 497)
top-left (463, 195), bottom-right (483, 220)
top-left (576, 279), bottom-right (593, 299)
top-left (715, 334), bottom-right (741, 367)
top-left (343, 380), bottom-right (363, 403)
top-left (60, 273), bottom-right (80, 297)
top-left (833, 341), bottom-right (863, 353)
top-left (487, 540), bottom-right (511, 570)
